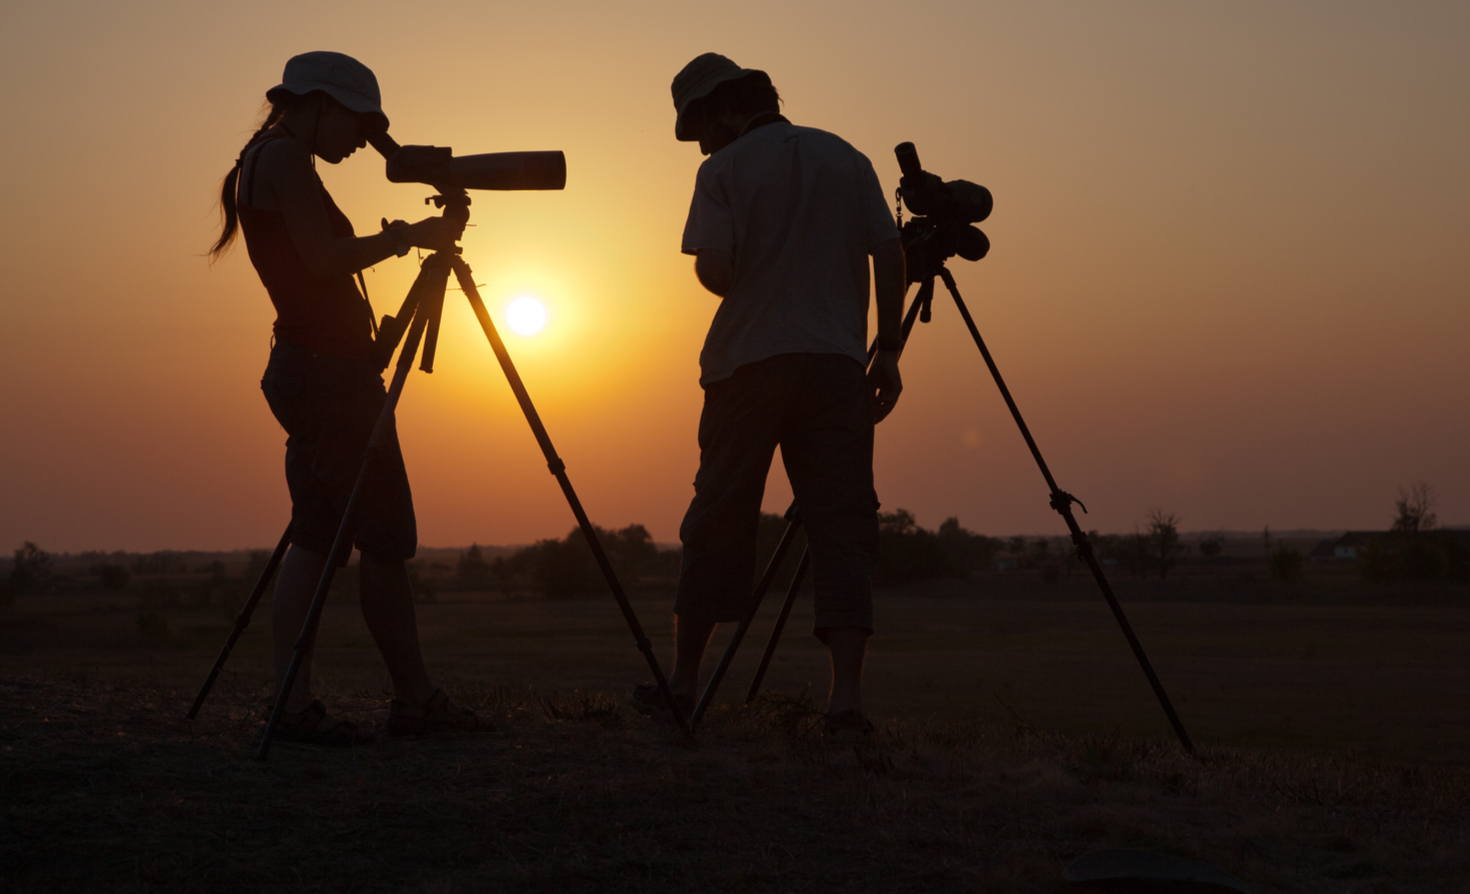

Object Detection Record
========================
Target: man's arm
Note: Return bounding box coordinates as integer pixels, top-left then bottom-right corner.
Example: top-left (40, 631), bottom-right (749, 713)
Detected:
top-left (869, 237), bottom-right (906, 422)
top-left (693, 249), bottom-right (735, 296)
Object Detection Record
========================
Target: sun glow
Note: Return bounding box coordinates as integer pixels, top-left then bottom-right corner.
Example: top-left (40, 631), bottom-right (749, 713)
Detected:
top-left (506, 296), bottom-right (547, 335)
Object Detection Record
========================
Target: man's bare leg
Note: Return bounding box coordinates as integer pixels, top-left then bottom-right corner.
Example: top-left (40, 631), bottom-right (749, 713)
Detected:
top-left (359, 552), bottom-right (437, 707)
top-left (824, 626), bottom-right (869, 716)
top-left (666, 615), bottom-right (716, 698)
top-left (271, 544), bottom-right (326, 713)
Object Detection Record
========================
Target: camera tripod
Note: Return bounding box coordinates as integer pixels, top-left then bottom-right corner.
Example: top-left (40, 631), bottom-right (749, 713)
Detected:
top-left (688, 258), bottom-right (1196, 755)
top-left (188, 191), bottom-right (688, 756)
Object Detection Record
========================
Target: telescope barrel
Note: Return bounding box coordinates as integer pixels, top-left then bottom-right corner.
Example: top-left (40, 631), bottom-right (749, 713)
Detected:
top-left (369, 133), bottom-right (566, 191)
top-left (441, 151), bottom-right (566, 191)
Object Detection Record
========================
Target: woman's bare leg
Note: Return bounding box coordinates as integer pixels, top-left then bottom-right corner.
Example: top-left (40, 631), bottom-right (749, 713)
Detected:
top-left (272, 544), bottom-right (326, 713)
top-left (359, 552), bottom-right (436, 706)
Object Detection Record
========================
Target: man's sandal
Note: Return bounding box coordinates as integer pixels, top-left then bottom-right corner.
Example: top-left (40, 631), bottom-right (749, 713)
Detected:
top-left (270, 699), bottom-right (368, 747)
top-left (386, 688), bottom-right (494, 736)
top-left (824, 709), bottom-right (875, 747)
top-left (630, 682), bottom-right (694, 724)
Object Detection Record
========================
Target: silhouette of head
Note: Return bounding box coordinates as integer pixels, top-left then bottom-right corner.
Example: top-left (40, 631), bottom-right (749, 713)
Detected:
top-left (672, 53), bottom-right (779, 153)
top-left (267, 51), bottom-right (389, 136)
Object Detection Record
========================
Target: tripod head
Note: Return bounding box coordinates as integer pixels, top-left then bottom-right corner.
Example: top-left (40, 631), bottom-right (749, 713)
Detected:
top-left (894, 142), bottom-right (993, 322)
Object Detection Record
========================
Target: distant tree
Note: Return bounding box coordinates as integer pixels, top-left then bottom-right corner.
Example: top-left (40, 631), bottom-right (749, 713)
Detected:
top-left (936, 517), bottom-right (998, 575)
top-left (602, 524), bottom-right (659, 584)
top-left (1122, 528), bottom-right (1153, 577)
top-left (1147, 510), bottom-right (1182, 580)
top-left (131, 551), bottom-right (186, 575)
top-left (873, 509), bottom-right (949, 587)
top-left (1360, 483), bottom-right (1464, 583)
top-left (91, 564), bottom-right (130, 591)
top-left (1391, 482), bottom-right (1437, 534)
top-left (242, 550), bottom-right (270, 585)
top-left (456, 544), bottom-right (492, 584)
top-left (1269, 544), bottom-right (1304, 583)
top-left (1198, 534), bottom-right (1223, 560)
top-left (8, 542), bottom-right (52, 596)
top-left (489, 555), bottom-right (516, 598)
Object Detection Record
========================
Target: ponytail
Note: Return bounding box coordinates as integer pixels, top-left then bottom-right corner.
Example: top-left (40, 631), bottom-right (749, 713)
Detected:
top-left (208, 102), bottom-right (290, 262)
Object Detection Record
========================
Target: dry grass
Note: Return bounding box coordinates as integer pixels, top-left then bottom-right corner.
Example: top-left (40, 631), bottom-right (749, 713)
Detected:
top-left (4, 670), bottom-right (1468, 893)
top-left (4, 582), bottom-right (1470, 891)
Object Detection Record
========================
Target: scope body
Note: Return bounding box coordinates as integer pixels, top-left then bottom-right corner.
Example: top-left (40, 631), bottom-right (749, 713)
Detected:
top-left (368, 133), bottom-right (567, 191)
top-left (893, 141), bottom-right (992, 273)
top-left (893, 141), bottom-right (992, 224)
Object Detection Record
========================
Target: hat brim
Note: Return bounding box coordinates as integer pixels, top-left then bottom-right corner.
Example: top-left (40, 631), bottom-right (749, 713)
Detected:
top-left (674, 69), bottom-right (769, 141)
top-left (266, 83), bottom-right (390, 134)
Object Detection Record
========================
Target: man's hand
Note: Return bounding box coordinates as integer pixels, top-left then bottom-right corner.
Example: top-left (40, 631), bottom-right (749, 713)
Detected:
top-left (869, 349), bottom-right (903, 422)
top-left (694, 249), bottom-right (735, 296)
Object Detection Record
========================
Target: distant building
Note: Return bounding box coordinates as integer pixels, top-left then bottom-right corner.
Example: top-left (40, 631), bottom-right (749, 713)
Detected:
top-left (1309, 529), bottom-right (1470, 561)
top-left (1307, 531), bottom-right (1381, 561)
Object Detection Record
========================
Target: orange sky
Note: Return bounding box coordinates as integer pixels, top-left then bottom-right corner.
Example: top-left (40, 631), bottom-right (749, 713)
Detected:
top-left (2, 1), bottom-right (1467, 552)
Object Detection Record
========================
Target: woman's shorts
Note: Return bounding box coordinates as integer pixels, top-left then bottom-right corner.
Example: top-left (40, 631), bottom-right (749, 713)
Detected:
top-left (260, 338), bottom-right (417, 564)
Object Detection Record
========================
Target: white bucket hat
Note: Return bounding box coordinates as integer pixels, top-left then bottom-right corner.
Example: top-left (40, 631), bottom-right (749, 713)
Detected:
top-left (266, 51), bottom-right (389, 133)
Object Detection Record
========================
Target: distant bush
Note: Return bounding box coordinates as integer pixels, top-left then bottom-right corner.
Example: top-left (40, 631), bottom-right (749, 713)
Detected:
top-left (489, 524), bottom-right (665, 599)
top-left (1358, 483), bottom-right (1469, 584)
top-left (92, 564), bottom-right (130, 591)
top-left (1269, 545), bottom-right (1304, 583)
top-left (136, 611), bottom-right (169, 638)
top-left (456, 544), bottom-right (492, 585)
top-left (8, 542), bottom-right (53, 597)
top-left (873, 510), bottom-right (999, 588)
top-left (131, 551), bottom-right (187, 575)
top-left (1359, 532), bottom-right (1469, 584)
top-left (1147, 510), bottom-right (1183, 580)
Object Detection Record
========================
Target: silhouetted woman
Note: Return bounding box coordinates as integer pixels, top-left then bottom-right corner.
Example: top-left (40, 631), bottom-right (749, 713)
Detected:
top-left (211, 51), bottom-right (482, 743)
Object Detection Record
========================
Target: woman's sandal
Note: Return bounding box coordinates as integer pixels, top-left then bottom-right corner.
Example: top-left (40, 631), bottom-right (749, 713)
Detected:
top-left (386, 688), bottom-right (494, 736)
top-left (270, 699), bottom-right (368, 747)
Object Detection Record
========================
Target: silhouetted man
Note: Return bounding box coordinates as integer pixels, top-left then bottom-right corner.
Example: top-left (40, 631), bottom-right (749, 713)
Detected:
top-left (633, 53), bottom-right (905, 738)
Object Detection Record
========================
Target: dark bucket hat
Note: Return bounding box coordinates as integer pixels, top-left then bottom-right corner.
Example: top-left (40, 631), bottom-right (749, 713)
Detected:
top-left (671, 52), bottom-right (770, 141)
top-left (266, 51), bottom-right (389, 133)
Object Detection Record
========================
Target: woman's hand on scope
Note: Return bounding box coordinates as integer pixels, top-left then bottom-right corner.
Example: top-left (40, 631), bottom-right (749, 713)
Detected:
top-left (395, 217), bottom-right (465, 252)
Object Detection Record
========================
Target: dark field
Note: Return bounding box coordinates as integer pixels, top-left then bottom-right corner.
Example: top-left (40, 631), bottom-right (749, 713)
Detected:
top-left (3, 572), bottom-right (1469, 892)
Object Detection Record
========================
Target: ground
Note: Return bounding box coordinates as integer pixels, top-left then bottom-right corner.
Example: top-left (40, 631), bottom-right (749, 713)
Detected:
top-left (2, 577), bottom-right (1468, 892)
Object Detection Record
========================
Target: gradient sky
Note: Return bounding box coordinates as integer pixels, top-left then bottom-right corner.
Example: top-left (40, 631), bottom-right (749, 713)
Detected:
top-left (2, 1), bottom-right (1466, 552)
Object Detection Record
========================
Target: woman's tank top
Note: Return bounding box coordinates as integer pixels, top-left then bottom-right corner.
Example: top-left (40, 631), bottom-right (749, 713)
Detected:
top-left (237, 134), bottom-right (373, 362)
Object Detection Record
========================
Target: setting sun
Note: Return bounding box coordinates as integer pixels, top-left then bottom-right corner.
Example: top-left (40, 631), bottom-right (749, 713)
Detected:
top-left (506, 296), bottom-right (547, 336)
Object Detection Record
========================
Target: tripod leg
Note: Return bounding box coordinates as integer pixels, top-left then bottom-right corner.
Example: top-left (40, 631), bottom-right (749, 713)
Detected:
top-left (936, 267), bottom-right (1195, 754)
top-left (258, 256), bottom-right (450, 760)
top-left (689, 507), bottom-right (803, 729)
top-left (449, 259), bottom-right (691, 735)
top-left (187, 522), bottom-right (293, 719)
top-left (744, 547), bottom-right (811, 705)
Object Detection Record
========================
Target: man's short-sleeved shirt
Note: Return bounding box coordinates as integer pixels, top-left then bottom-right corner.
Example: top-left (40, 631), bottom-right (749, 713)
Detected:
top-left (681, 121), bottom-right (899, 385)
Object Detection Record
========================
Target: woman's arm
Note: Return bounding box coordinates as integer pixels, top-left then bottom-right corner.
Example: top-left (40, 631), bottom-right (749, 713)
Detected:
top-left (254, 138), bottom-right (462, 279)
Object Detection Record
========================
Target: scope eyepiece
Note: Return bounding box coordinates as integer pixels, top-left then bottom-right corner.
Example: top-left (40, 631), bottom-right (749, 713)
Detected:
top-left (895, 141), bottom-right (924, 179)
